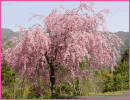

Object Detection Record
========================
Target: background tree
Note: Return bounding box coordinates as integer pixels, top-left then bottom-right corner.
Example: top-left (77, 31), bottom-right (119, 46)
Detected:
top-left (1, 38), bottom-right (18, 99)
top-left (1, 2), bottom-right (124, 97)
top-left (113, 47), bottom-right (129, 91)
top-left (101, 68), bottom-right (114, 92)
top-left (120, 47), bottom-right (129, 63)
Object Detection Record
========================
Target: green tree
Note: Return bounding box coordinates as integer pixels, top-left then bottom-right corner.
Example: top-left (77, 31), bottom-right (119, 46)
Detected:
top-left (113, 47), bottom-right (129, 91)
top-left (101, 68), bottom-right (114, 92)
top-left (1, 36), bottom-right (17, 99)
top-left (120, 47), bottom-right (129, 63)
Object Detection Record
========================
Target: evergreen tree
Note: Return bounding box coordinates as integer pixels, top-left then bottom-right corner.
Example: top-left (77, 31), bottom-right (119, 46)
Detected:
top-left (113, 47), bottom-right (129, 91)
top-left (120, 47), bottom-right (129, 63)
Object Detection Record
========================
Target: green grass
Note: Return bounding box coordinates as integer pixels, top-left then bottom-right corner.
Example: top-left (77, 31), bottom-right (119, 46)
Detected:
top-left (85, 90), bottom-right (129, 96)
top-left (50, 90), bottom-right (129, 99)
top-left (53, 90), bottom-right (129, 99)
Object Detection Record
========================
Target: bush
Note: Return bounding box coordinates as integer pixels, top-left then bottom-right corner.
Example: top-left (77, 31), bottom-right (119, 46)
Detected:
top-left (1, 89), bottom-right (13, 99)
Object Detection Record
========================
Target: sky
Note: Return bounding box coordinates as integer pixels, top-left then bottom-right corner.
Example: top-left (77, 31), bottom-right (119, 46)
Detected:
top-left (1, 1), bottom-right (129, 33)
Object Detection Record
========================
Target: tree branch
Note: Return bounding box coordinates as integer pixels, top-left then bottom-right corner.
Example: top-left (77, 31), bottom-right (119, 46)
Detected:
top-left (45, 51), bottom-right (50, 65)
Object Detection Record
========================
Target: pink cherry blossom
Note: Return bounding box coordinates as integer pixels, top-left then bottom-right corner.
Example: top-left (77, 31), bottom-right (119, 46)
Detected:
top-left (1, 2), bottom-right (123, 96)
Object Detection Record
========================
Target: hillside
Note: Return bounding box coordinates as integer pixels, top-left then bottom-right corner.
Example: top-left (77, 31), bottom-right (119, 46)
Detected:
top-left (114, 31), bottom-right (129, 42)
top-left (114, 31), bottom-right (129, 55)
top-left (1, 36), bottom-right (6, 43)
top-left (1, 28), bottom-right (19, 41)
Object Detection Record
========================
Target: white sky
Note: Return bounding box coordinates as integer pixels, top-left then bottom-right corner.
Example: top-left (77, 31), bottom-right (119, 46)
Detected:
top-left (1, 1), bottom-right (129, 32)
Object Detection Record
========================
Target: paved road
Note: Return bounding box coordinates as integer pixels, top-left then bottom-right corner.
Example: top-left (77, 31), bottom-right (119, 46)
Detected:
top-left (72, 92), bottom-right (129, 99)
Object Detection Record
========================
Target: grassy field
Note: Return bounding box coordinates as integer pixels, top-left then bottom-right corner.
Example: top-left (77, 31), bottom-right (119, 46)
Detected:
top-left (54, 90), bottom-right (129, 99)
top-left (85, 90), bottom-right (129, 96)
top-left (71, 90), bottom-right (129, 99)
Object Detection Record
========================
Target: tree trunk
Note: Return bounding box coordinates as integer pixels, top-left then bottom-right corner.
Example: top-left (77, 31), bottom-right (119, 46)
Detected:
top-left (79, 79), bottom-right (81, 95)
top-left (94, 86), bottom-right (95, 94)
top-left (73, 80), bottom-right (77, 95)
top-left (50, 64), bottom-right (55, 97)
top-left (60, 86), bottom-right (61, 95)
top-left (22, 78), bottom-right (25, 99)
top-left (13, 77), bottom-right (15, 99)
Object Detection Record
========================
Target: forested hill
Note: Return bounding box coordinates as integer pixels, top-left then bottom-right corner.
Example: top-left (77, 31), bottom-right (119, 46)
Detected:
top-left (1, 28), bottom-right (129, 54)
top-left (114, 31), bottom-right (129, 42)
top-left (114, 31), bottom-right (129, 55)
top-left (1, 28), bottom-right (19, 42)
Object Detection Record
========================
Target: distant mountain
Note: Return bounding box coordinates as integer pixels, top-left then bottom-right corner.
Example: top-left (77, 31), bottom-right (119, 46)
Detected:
top-left (1, 28), bottom-right (19, 42)
top-left (114, 31), bottom-right (129, 43)
top-left (114, 31), bottom-right (129, 55)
